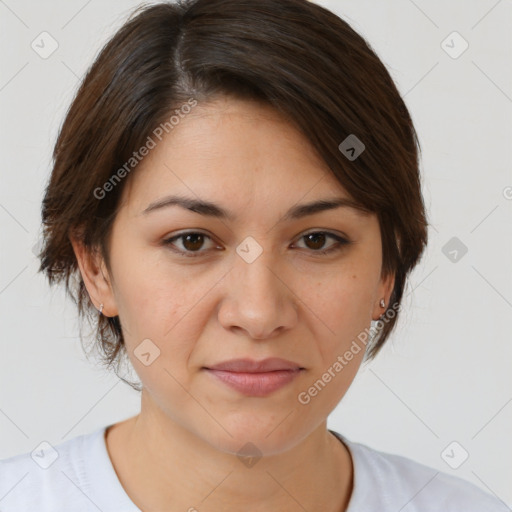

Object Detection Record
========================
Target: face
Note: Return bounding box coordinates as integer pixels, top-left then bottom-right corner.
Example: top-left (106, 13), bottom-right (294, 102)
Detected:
top-left (75, 96), bottom-right (394, 456)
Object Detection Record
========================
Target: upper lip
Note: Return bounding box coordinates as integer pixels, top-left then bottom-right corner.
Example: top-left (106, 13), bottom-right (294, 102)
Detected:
top-left (205, 358), bottom-right (303, 373)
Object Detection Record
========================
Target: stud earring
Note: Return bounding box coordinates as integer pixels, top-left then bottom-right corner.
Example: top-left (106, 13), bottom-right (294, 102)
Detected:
top-left (98, 303), bottom-right (104, 315)
top-left (379, 299), bottom-right (386, 308)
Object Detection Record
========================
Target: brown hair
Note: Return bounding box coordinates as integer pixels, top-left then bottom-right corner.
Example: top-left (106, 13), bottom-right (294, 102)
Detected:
top-left (38, 0), bottom-right (428, 391)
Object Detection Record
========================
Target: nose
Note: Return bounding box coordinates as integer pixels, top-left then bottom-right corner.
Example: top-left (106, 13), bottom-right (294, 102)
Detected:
top-left (217, 246), bottom-right (298, 340)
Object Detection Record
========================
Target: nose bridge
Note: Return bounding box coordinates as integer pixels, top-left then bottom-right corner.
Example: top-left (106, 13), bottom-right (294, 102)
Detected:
top-left (232, 234), bottom-right (281, 299)
top-left (218, 233), bottom-right (296, 338)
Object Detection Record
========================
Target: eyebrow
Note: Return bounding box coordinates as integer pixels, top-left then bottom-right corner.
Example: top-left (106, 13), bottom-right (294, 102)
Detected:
top-left (141, 194), bottom-right (371, 221)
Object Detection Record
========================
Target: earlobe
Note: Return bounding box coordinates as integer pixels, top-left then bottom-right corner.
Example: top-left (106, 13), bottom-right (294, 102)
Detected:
top-left (372, 272), bottom-right (395, 321)
top-left (69, 235), bottom-right (117, 317)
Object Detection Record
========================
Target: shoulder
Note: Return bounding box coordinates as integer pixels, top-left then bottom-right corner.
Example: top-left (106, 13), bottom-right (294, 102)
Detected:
top-left (332, 431), bottom-right (509, 512)
top-left (0, 426), bottom-right (109, 512)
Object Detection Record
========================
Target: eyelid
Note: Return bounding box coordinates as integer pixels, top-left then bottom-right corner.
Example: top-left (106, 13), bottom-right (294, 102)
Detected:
top-left (291, 231), bottom-right (350, 253)
top-left (163, 230), bottom-right (221, 254)
top-left (299, 228), bottom-right (349, 241)
top-left (162, 229), bottom-right (350, 258)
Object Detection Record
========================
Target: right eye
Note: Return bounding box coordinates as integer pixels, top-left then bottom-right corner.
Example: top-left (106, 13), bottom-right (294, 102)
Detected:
top-left (162, 231), bottom-right (220, 258)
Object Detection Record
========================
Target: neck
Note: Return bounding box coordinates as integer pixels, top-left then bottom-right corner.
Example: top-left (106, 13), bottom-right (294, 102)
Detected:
top-left (105, 394), bottom-right (354, 512)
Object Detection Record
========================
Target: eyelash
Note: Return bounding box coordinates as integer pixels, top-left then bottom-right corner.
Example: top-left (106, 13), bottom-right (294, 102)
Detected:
top-left (162, 231), bottom-right (350, 258)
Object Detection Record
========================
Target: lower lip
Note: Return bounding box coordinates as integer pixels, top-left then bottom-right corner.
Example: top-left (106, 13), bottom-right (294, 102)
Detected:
top-left (205, 369), bottom-right (303, 396)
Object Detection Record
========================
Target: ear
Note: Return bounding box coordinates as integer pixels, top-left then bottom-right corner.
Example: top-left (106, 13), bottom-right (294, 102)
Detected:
top-left (69, 234), bottom-right (118, 318)
top-left (372, 271), bottom-right (395, 321)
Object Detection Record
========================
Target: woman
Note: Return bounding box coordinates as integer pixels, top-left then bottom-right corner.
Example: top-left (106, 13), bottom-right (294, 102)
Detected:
top-left (0, 0), bottom-right (506, 510)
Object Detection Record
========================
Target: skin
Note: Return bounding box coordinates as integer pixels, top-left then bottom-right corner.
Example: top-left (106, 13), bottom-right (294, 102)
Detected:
top-left (71, 96), bottom-right (394, 512)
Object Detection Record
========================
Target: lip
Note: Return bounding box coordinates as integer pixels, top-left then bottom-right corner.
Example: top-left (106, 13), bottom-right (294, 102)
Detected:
top-left (204, 358), bottom-right (305, 397)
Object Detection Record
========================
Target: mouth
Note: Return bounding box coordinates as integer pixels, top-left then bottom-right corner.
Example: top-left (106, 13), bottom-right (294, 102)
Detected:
top-left (203, 358), bottom-right (305, 397)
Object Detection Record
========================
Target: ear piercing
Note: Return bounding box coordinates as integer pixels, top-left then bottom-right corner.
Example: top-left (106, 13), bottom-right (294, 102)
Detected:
top-left (96, 300), bottom-right (385, 315)
top-left (95, 300), bottom-right (386, 315)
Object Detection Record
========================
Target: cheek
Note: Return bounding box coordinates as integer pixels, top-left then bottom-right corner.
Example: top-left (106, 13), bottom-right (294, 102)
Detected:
top-left (109, 233), bottom-right (181, 326)
top-left (305, 268), bottom-right (375, 355)
top-left (108, 246), bottom-right (197, 365)
top-left (297, 276), bottom-right (369, 413)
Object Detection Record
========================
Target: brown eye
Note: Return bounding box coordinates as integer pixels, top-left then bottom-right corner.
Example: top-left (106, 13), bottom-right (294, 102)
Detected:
top-left (181, 233), bottom-right (205, 251)
top-left (294, 231), bottom-right (350, 255)
top-left (304, 232), bottom-right (328, 250)
top-left (163, 232), bottom-right (217, 257)
top-left (163, 230), bottom-right (350, 258)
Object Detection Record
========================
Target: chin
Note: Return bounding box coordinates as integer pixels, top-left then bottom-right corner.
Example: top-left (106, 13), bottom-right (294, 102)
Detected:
top-left (193, 410), bottom-right (314, 458)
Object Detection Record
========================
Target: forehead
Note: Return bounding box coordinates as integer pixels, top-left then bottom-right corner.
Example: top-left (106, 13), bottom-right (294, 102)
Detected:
top-left (120, 97), bottom-right (359, 217)
top-left (158, 97), bottom-right (329, 168)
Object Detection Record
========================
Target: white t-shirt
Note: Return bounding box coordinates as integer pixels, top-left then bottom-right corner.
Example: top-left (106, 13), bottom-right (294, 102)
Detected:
top-left (0, 425), bottom-right (508, 511)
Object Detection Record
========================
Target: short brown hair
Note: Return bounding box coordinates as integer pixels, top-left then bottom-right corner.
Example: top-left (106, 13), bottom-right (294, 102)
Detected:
top-left (38, 0), bottom-right (428, 390)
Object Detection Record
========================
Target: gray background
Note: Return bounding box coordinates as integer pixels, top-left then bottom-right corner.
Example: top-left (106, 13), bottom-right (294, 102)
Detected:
top-left (0, 0), bottom-right (511, 506)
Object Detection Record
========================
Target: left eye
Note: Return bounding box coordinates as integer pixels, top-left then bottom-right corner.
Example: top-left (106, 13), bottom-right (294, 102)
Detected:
top-left (162, 231), bottom-right (349, 258)
top-left (292, 231), bottom-right (349, 254)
